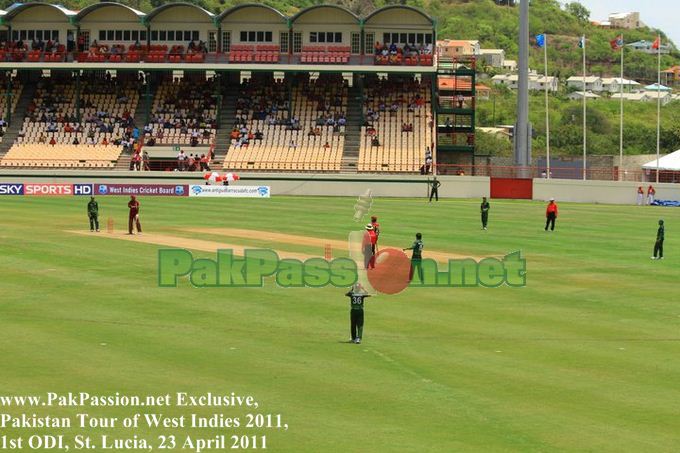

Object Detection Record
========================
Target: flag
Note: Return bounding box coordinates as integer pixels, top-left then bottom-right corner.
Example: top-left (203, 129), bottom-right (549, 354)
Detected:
top-left (610, 35), bottom-right (624, 51)
top-left (536, 34), bottom-right (546, 48)
top-left (652, 36), bottom-right (661, 50)
top-left (578, 36), bottom-right (585, 48)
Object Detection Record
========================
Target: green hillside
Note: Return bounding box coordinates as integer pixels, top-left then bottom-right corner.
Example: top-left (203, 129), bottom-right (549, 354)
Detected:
top-left (476, 87), bottom-right (680, 157)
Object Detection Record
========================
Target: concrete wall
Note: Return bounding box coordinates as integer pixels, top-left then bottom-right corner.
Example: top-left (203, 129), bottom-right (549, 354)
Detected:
top-left (149, 7), bottom-right (214, 43)
top-left (533, 178), bottom-right (680, 204)
top-left (11, 6), bottom-right (72, 44)
top-left (3, 170), bottom-right (680, 204)
top-left (0, 171), bottom-right (490, 199)
top-left (80, 6), bottom-right (146, 45)
top-left (221, 7), bottom-right (288, 46)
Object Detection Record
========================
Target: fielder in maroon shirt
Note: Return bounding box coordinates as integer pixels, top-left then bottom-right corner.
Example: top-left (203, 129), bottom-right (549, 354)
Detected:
top-left (127, 195), bottom-right (142, 234)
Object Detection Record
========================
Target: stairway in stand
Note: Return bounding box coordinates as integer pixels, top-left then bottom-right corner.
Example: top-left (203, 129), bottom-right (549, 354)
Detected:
top-left (339, 84), bottom-right (363, 174)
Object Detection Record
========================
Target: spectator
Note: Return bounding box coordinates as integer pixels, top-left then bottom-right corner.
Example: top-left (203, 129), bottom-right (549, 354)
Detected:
top-left (199, 154), bottom-right (210, 171)
top-left (49, 137), bottom-right (56, 146)
top-left (142, 150), bottom-right (150, 171)
top-left (177, 150), bottom-right (187, 171)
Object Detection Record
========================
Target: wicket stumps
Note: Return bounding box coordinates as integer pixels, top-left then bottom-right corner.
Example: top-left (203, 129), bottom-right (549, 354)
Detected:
top-left (324, 243), bottom-right (332, 260)
top-left (107, 218), bottom-right (114, 234)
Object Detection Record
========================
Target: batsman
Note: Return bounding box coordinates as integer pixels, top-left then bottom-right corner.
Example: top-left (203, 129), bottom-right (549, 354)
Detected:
top-left (127, 195), bottom-right (142, 235)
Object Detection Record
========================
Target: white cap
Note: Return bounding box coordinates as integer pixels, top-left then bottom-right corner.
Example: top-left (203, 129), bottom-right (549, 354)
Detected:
top-left (549, 197), bottom-right (555, 201)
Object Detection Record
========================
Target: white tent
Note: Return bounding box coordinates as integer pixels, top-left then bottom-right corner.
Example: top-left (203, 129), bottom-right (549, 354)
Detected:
top-left (644, 83), bottom-right (672, 92)
top-left (642, 150), bottom-right (680, 171)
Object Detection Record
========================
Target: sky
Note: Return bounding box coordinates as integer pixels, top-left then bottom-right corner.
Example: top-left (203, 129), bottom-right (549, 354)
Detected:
top-left (563, 0), bottom-right (680, 46)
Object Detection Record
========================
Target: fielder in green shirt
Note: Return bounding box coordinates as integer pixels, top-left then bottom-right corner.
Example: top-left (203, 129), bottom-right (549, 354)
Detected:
top-left (652, 219), bottom-right (665, 260)
top-left (403, 233), bottom-right (424, 283)
top-left (87, 196), bottom-right (100, 232)
top-left (481, 197), bottom-right (490, 230)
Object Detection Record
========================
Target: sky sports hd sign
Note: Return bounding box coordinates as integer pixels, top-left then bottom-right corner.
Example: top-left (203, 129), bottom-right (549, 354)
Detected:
top-left (0, 183), bottom-right (272, 198)
top-left (0, 183), bottom-right (24, 195)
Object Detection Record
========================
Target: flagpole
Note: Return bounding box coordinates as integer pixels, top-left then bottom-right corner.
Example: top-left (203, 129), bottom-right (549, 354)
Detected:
top-left (656, 35), bottom-right (661, 184)
top-left (619, 34), bottom-right (624, 181)
top-left (544, 35), bottom-right (550, 179)
top-left (582, 35), bottom-right (587, 181)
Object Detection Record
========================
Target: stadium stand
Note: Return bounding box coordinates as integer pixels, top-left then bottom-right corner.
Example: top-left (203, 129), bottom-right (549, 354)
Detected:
top-left (0, 77), bottom-right (22, 143)
top-left (223, 74), bottom-right (344, 172)
top-left (0, 144), bottom-right (121, 168)
top-left (0, 73), bottom-right (138, 168)
top-left (144, 74), bottom-right (217, 147)
top-left (0, 3), bottom-right (462, 174)
top-left (358, 75), bottom-right (433, 172)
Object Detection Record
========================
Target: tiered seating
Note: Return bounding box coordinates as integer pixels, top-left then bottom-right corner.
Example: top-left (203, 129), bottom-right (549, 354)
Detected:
top-left (374, 43), bottom-right (433, 66)
top-left (145, 45), bottom-right (168, 63)
top-left (1, 144), bottom-right (121, 168)
top-left (7, 75), bottom-right (141, 168)
top-left (228, 45), bottom-right (279, 63)
top-left (223, 74), bottom-right (344, 172)
top-left (300, 46), bottom-right (350, 64)
top-left (145, 76), bottom-right (217, 146)
top-left (358, 76), bottom-right (432, 173)
top-left (0, 78), bottom-right (23, 142)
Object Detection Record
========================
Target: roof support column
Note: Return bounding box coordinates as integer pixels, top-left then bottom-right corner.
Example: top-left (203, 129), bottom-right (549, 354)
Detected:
top-left (75, 70), bottom-right (81, 123)
top-left (5, 72), bottom-right (13, 126)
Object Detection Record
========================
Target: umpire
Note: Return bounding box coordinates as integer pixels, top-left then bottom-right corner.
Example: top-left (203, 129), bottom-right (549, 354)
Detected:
top-left (87, 196), bottom-right (100, 232)
top-left (345, 283), bottom-right (370, 344)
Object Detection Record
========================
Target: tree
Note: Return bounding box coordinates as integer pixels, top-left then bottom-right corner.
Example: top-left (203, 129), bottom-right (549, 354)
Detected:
top-left (564, 2), bottom-right (590, 23)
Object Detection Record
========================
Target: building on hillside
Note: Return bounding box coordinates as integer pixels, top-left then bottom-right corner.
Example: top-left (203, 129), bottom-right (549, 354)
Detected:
top-left (608, 12), bottom-right (642, 29)
top-left (661, 66), bottom-right (680, 87)
top-left (612, 91), bottom-right (673, 105)
top-left (567, 91), bottom-right (601, 101)
top-left (626, 40), bottom-right (672, 55)
top-left (535, 75), bottom-right (559, 92)
top-left (475, 84), bottom-right (491, 100)
top-left (567, 76), bottom-right (603, 93)
top-left (436, 40), bottom-right (480, 59)
top-left (491, 73), bottom-right (558, 92)
top-left (601, 77), bottom-right (641, 93)
top-left (502, 59), bottom-right (517, 72)
top-left (477, 127), bottom-right (512, 141)
top-left (478, 49), bottom-right (505, 68)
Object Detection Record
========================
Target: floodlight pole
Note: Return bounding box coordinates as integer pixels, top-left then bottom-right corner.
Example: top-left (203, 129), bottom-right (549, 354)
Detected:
top-left (514, 0), bottom-right (532, 177)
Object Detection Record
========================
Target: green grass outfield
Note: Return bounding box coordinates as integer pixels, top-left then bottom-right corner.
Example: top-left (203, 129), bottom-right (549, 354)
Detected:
top-left (1, 195), bottom-right (679, 452)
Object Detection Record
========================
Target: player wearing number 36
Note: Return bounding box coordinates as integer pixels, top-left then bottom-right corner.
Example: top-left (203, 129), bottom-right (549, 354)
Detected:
top-left (346, 283), bottom-right (370, 344)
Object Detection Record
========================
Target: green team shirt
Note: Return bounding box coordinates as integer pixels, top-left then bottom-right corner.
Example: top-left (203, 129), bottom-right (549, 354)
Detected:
top-left (88, 200), bottom-right (99, 216)
top-left (657, 225), bottom-right (665, 241)
top-left (346, 291), bottom-right (370, 311)
top-left (410, 239), bottom-right (424, 260)
top-left (481, 202), bottom-right (490, 213)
